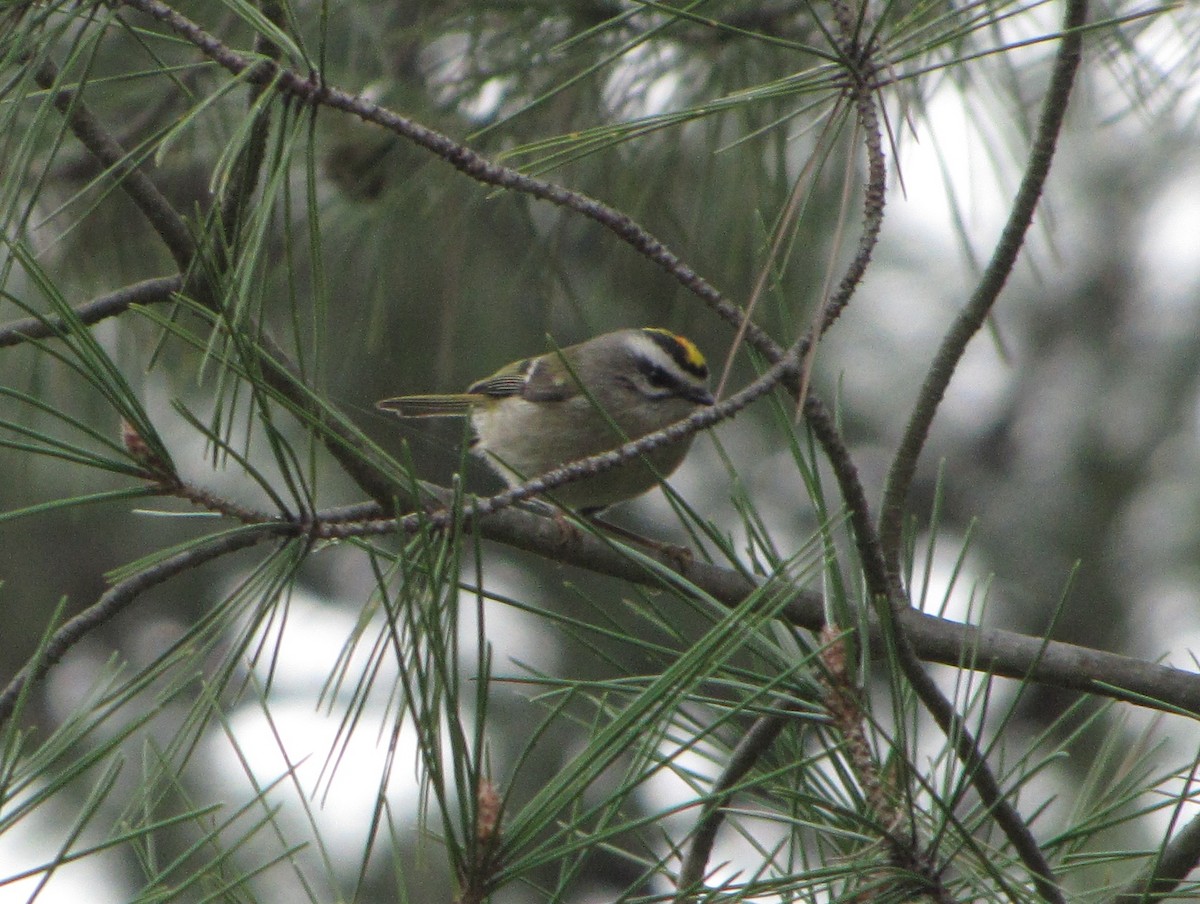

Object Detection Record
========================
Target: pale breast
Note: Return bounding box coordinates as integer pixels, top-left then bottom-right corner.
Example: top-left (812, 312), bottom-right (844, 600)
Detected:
top-left (469, 397), bottom-right (695, 509)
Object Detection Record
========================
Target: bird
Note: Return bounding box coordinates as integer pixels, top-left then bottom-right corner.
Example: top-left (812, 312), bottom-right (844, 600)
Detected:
top-left (377, 327), bottom-right (714, 512)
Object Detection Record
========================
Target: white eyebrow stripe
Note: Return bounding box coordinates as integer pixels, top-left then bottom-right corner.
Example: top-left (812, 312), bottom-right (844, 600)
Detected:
top-left (627, 333), bottom-right (681, 371)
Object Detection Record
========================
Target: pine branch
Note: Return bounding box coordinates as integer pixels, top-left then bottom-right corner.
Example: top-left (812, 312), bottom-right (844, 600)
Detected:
top-left (33, 50), bottom-right (408, 508)
top-left (0, 276), bottom-right (181, 347)
top-left (804, 393), bottom-right (1063, 904)
top-left (1111, 808), bottom-right (1200, 904)
top-left (261, 461), bottom-right (1200, 721)
top-left (160, 474), bottom-right (1200, 721)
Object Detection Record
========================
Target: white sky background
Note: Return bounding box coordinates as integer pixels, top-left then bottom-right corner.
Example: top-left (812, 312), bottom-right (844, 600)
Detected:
top-left (6, 7), bottom-right (1200, 901)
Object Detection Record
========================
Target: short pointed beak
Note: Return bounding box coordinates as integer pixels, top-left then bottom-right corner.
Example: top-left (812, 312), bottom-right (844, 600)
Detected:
top-left (691, 387), bottom-right (715, 406)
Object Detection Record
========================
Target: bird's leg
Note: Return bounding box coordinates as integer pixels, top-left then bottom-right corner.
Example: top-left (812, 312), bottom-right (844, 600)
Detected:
top-left (583, 512), bottom-right (694, 571)
top-left (518, 498), bottom-right (584, 547)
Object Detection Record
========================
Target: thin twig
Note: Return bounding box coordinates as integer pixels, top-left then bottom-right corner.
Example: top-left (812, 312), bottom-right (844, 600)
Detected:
top-left (820, 625), bottom-right (956, 903)
top-left (675, 713), bottom-right (788, 897)
top-left (877, 0), bottom-right (1091, 581)
top-left (167, 479), bottom-right (279, 524)
top-left (0, 275), bottom-right (181, 348)
top-left (817, 23), bottom-right (887, 335)
top-left (817, 627), bottom-right (899, 824)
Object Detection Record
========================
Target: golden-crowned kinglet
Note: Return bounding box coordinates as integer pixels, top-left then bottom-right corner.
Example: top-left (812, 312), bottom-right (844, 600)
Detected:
top-left (377, 328), bottom-right (714, 512)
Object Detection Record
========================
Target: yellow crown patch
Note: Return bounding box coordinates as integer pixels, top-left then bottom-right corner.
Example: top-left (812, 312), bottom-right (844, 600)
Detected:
top-left (643, 327), bottom-right (708, 377)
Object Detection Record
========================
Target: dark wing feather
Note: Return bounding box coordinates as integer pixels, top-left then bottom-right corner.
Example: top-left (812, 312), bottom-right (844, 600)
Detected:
top-left (516, 356), bottom-right (578, 402)
top-left (468, 356), bottom-right (578, 402)
top-left (467, 374), bottom-right (528, 397)
top-left (466, 357), bottom-right (533, 397)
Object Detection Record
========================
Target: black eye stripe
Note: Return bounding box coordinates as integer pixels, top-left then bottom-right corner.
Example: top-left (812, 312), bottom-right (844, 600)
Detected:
top-left (637, 359), bottom-right (679, 390)
top-left (647, 364), bottom-right (673, 386)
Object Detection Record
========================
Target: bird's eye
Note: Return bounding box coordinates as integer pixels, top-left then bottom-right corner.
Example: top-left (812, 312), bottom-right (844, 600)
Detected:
top-left (646, 365), bottom-right (674, 388)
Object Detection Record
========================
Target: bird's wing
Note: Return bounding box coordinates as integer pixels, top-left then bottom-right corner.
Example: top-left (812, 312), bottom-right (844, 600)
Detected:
top-left (469, 356), bottom-right (578, 403)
